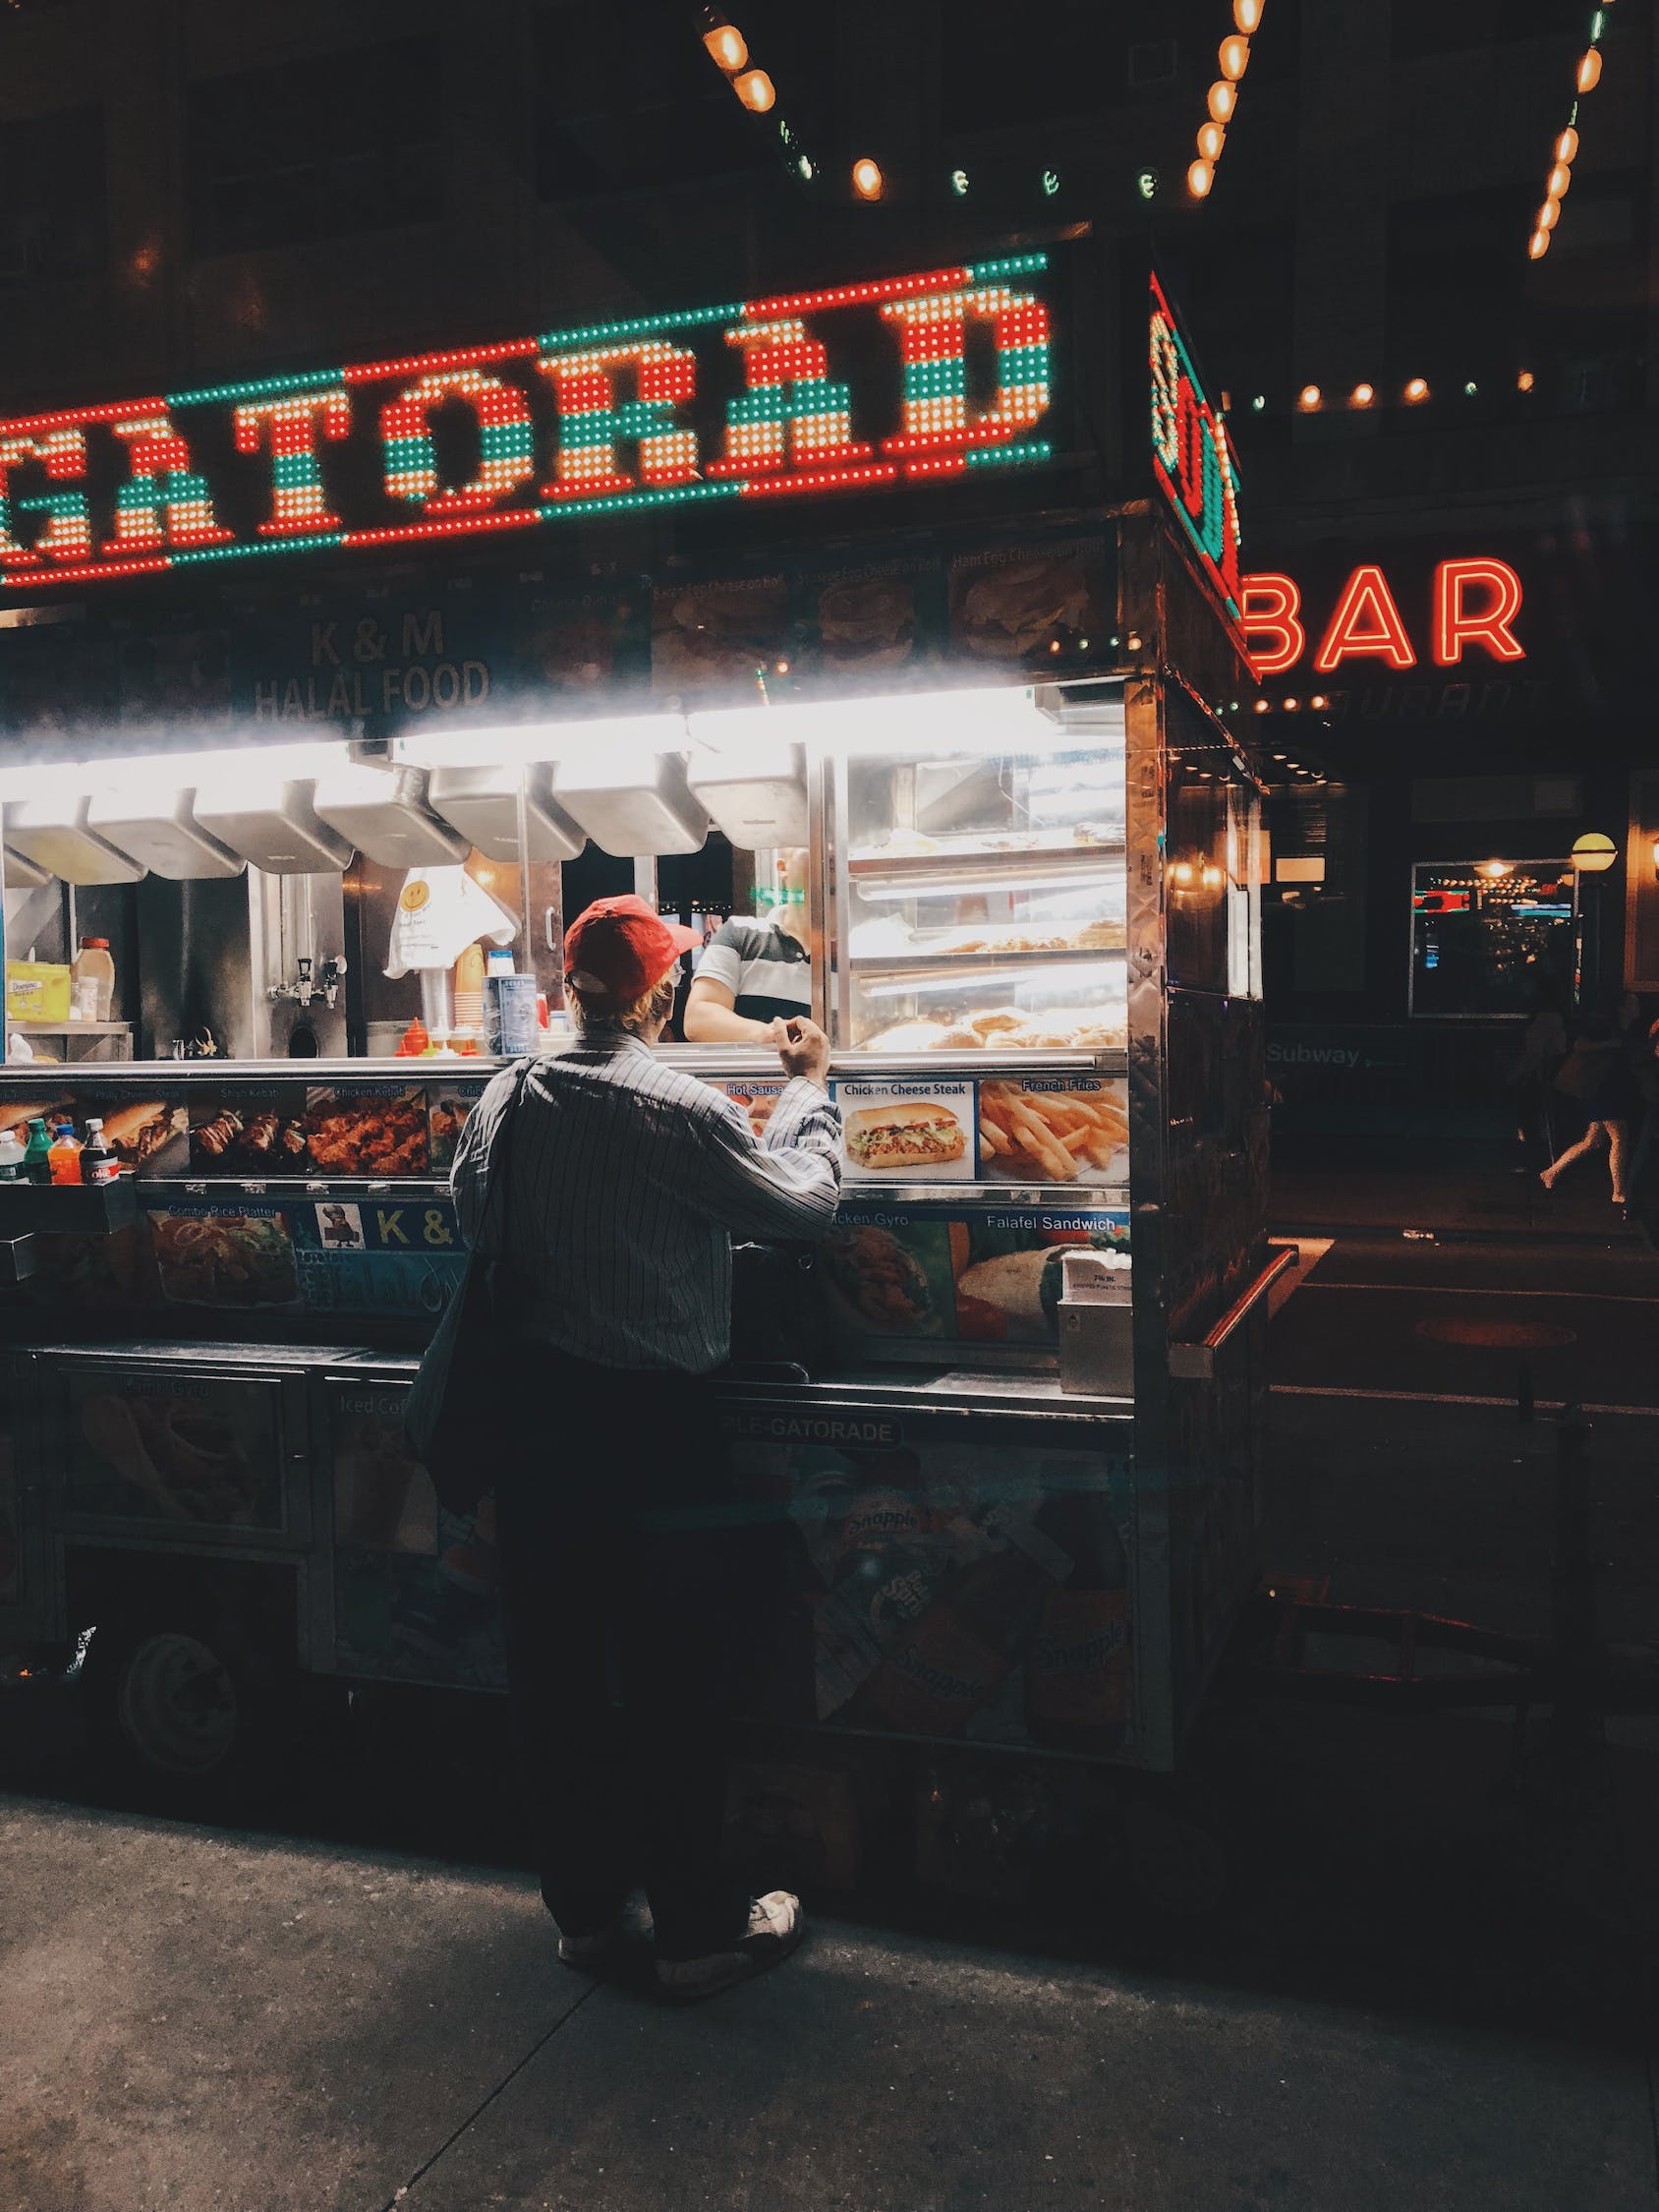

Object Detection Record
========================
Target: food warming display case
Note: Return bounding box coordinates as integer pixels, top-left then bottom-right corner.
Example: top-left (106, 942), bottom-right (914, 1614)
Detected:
top-left (0, 240), bottom-right (1272, 1798)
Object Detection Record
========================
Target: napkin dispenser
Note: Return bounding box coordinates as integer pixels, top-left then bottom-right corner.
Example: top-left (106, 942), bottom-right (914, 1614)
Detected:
top-left (1057, 1249), bottom-right (1132, 1397)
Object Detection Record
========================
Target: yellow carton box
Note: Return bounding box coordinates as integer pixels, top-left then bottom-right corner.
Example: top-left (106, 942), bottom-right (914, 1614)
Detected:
top-left (6, 961), bottom-right (73, 1023)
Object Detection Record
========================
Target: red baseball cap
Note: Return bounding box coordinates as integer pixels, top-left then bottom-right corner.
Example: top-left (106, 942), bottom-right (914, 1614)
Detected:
top-left (562, 894), bottom-right (701, 1012)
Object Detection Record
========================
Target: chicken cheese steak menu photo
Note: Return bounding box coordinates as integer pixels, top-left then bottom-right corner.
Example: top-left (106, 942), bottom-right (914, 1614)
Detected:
top-left (835, 1080), bottom-right (974, 1185)
top-left (66, 1369), bottom-right (284, 1528)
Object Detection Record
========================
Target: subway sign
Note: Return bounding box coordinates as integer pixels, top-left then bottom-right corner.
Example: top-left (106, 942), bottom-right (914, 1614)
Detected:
top-left (1241, 559), bottom-right (1524, 675)
top-left (0, 254), bottom-right (1057, 597)
top-left (1149, 268), bottom-right (1243, 631)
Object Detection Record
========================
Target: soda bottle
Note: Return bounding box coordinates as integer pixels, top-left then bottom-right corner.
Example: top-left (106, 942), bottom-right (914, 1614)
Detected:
top-left (863, 1534), bottom-right (1057, 1739)
top-left (1024, 1483), bottom-right (1132, 1753)
top-left (48, 1123), bottom-right (84, 1185)
top-left (81, 1119), bottom-right (120, 1188)
top-left (23, 1118), bottom-right (54, 1186)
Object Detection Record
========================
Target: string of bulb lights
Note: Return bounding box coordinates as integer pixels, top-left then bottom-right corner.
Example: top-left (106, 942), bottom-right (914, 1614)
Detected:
top-left (697, 8), bottom-right (884, 202)
top-left (1187, 0), bottom-right (1262, 201)
top-left (1239, 369), bottom-right (1549, 417)
top-left (1527, 2), bottom-right (1616, 261)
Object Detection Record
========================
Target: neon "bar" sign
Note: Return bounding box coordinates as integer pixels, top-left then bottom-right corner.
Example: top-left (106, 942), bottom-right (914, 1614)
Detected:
top-left (0, 256), bottom-right (1055, 597)
top-left (1241, 559), bottom-right (1524, 674)
top-left (1149, 269), bottom-right (1243, 628)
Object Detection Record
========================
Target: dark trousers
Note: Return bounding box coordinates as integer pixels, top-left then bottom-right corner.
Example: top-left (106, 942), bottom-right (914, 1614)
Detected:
top-left (492, 1352), bottom-right (751, 1959)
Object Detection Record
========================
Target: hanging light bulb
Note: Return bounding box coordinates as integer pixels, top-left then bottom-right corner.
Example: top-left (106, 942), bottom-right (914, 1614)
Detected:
top-left (1208, 79), bottom-right (1237, 122)
top-left (1576, 46), bottom-right (1602, 92)
top-left (851, 155), bottom-right (885, 200)
top-left (1198, 120), bottom-right (1227, 160)
top-left (1527, 228), bottom-right (1551, 261)
top-left (1233, 0), bottom-right (1264, 29)
top-left (1404, 376), bottom-right (1429, 402)
top-left (1187, 156), bottom-right (1216, 199)
top-left (1351, 381), bottom-right (1374, 407)
top-left (1219, 33), bottom-right (1250, 78)
top-left (734, 67), bottom-right (774, 111)
top-left (1516, 369), bottom-right (1536, 391)
top-left (1296, 383), bottom-right (1321, 411)
top-left (1547, 161), bottom-right (1572, 199)
top-left (1555, 126), bottom-right (1580, 164)
top-left (699, 13), bottom-right (748, 72)
top-left (1536, 199), bottom-right (1559, 231)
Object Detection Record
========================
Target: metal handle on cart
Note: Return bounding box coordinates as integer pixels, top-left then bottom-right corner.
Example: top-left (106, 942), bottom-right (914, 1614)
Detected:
top-left (1167, 1245), bottom-right (1298, 1382)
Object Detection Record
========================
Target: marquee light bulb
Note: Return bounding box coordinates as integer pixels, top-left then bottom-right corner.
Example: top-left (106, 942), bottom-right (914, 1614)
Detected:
top-left (1547, 162), bottom-right (1572, 200)
top-left (1207, 80), bottom-right (1236, 122)
top-left (1350, 381), bottom-right (1374, 407)
top-left (950, 167), bottom-right (970, 197)
top-left (1233, 0), bottom-right (1264, 29)
top-left (1516, 369), bottom-right (1535, 391)
top-left (1297, 383), bottom-right (1320, 411)
top-left (852, 156), bottom-right (884, 200)
top-left (1576, 47), bottom-right (1602, 93)
top-left (1555, 127), bottom-right (1579, 164)
top-left (1219, 33), bottom-right (1250, 79)
top-left (1528, 229), bottom-right (1551, 260)
top-left (701, 19), bottom-right (748, 72)
top-left (1198, 120), bottom-right (1226, 160)
top-left (1187, 156), bottom-right (1215, 199)
top-left (1537, 199), bottom-right (1559, 231)
top-left (734, 68), bottom-right (775, 111)
top-left (1404, 376), bottom-right (1429, 402)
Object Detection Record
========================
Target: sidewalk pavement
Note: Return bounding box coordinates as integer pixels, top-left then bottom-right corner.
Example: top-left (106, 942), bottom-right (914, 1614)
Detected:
top-left (2, 1791), bottom-right (1653, 2212)
top-left (1271, 1148), bottom-right (1649, 1244)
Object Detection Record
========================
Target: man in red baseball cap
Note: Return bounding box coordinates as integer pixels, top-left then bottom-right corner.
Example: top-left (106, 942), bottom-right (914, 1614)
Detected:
top-left (452, 893), bottom-right (840, 2001)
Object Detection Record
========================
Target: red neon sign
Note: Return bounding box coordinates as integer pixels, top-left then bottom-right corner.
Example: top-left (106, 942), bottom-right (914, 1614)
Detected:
top-left (1149, 270), bottom-right (1243, 626)
top-left (0, 254), bottom-right (1056, 597)
top-left (1242, 558), bottom-right (1525, 676)
top-left (1433, 557), bottom-right (1523, 666)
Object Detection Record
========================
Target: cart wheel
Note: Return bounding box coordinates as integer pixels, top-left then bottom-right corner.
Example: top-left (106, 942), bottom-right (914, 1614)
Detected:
top-left (1122, 1803), bottom-right (1232, 1920)
top-left (84, 1613), bottom-right (284, 1800)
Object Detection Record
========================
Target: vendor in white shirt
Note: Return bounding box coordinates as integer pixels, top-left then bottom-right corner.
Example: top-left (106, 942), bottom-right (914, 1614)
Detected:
top-left (683, 847), bottom-right (814, 1045)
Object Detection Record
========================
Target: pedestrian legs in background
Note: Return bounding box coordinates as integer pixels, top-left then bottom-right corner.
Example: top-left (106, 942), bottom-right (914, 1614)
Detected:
top-left (1538, 1118), bottom-right (1629, 1205)
top-left (1605, 1117), bottom-right (1630, 1206)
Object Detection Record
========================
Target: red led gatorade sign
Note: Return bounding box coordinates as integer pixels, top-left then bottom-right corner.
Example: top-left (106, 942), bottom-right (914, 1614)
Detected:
top-left (1149, 269), bottom-right (1243, 630)
top-left (1241, 559), bottom-right (1524, 676)
top-left (0, 255), bottom-right (1057, 597)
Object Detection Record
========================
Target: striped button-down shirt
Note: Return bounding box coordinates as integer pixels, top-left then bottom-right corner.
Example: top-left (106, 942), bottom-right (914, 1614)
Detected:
top-left (451, 1031), bottom-right (842, 1372)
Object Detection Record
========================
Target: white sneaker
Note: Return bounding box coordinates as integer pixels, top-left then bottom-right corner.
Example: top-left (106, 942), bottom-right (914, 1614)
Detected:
top-left (655, 1892), bottom-right (805, 2003)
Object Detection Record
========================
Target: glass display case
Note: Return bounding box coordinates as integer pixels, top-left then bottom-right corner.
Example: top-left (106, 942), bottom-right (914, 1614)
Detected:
top-left (829, 697), bottom-right (1128, 1054)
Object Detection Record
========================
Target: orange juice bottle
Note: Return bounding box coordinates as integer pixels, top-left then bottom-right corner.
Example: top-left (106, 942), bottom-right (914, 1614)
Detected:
top-left (48, 1122), bottom-right (84, 1185)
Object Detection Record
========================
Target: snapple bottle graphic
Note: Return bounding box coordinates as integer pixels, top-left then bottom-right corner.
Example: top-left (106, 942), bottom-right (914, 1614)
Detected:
top-left (1024, 1484), bottom-right (1131, 1752)
top-left (863, 1525), bottom-right (1058, 1738)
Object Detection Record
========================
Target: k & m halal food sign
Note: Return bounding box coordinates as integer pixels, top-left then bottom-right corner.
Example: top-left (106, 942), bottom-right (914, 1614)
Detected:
top-left (0, 255), bottom-right (1056, 598)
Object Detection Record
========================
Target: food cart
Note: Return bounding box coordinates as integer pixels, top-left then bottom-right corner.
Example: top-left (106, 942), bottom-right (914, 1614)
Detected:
top-left (0, 237), bottom-right (1272, 1835)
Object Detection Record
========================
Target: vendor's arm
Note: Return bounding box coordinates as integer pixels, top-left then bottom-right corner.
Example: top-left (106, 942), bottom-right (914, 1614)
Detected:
top-left (682, 974), bottom-right (780, 1045)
